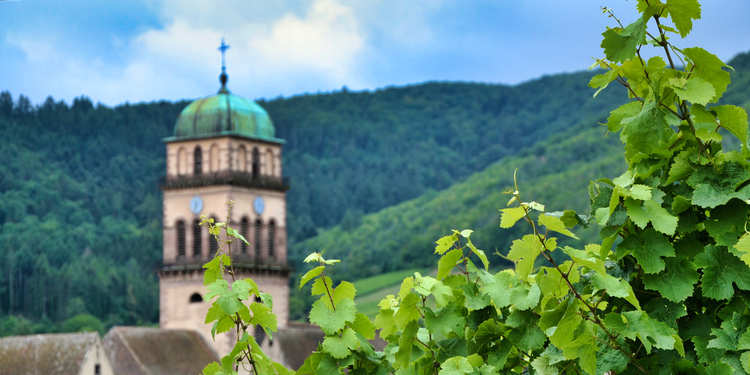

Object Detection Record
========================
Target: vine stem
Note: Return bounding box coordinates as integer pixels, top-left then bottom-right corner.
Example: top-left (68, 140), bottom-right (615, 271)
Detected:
top-left (651, 14), bottom-right (707, 156)
top-left (321, 271), bottom-right (336, 311)
top-left (207, 202), bottom-right (262, 375)
top-left (653, 15), bottom-right (676, 70)
top-left (519, 206), bottom-right (648, 375)
top-left (615, 76), bottom-right (644, 102)
top-left (418, 295), bottom-right (439, 374)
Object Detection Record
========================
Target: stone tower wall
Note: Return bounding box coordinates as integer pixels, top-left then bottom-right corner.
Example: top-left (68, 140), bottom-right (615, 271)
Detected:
top-left (166, 137), bottom-right (282, 177)
top-left (160, 135), bottom-right (289, 360)
top-left (159, 270), bottom-right (290, 356)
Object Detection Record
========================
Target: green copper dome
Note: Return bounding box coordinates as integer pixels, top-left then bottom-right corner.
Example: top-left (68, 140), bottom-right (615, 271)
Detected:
top-left (170, 88), bottom-right (281, 143)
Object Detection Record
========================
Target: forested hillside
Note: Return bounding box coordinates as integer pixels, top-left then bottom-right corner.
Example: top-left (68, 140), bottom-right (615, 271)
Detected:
top-left (1, 51), bottom-right (748, 333)
top-left (266, 73), bottom-right (624, 241)
top-left (293, 126), bottom-right (624, 282)
top-left (0, 97), bottom-right (180, 334)
top-left (289, 51), bottom-right (750, 317)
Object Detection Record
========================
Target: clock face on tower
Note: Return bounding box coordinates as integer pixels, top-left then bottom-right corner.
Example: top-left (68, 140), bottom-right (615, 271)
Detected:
top-left (190, 196), bottom-right (203, 214)
top-left (253, 196), bottom-right (265, 215)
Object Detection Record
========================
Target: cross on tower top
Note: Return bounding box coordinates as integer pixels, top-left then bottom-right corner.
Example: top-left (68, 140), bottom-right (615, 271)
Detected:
top-left (219, 38), bottom-right (230, 72)
top-left (218, 38), bottom-right (230, 90)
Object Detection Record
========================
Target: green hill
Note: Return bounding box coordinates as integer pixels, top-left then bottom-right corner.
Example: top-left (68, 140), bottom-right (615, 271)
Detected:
top-left (265, 73), bottom-right (625, 242)
top-left (294, 124), bottom-right (625, 285)
top-left (0, 68), bottom-right (623, 332)
top-left (352, 268), bottom-right (430, 317)
top-left (2, 50), bottom-right (750, 332)
top-left (291, 51), bottom-right (750, 318)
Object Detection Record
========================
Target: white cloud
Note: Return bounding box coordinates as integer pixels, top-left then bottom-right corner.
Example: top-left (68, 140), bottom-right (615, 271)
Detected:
top-left (135, 20), bottom-right (222, 69)
top-left (5, 32), bottom-right (58, 63)
top-left (250, 0), bottom-right (364, 80)
top-left (15, 1), bottom-right (749, 106)
top-left (3, 0), bottom-right (369, 105)
top-left (127, 0), bottom-right (366, 100)
top-left (350, 0), bottom-right (443, 48)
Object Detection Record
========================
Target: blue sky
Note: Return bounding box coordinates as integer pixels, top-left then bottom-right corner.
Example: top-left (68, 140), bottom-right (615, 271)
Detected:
top-left (1, 0), bottom-right (750, 106)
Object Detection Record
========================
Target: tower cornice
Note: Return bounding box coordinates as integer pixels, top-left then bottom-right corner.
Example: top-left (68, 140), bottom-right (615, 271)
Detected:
top-left (160, 170), bottom-right (290, 192)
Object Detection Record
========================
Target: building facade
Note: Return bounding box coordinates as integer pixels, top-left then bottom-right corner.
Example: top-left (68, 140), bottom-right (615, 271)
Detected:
top-left (0, 332), bottom-right (115, 375)
top-left (158, 69), bottom-right (291, 357)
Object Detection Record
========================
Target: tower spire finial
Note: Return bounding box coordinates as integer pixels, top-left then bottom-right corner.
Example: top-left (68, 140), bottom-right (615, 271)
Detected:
top-left (218, 38), bottom-right (230, 92)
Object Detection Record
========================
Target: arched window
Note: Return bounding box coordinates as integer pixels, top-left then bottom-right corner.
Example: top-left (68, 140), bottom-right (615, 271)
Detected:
top-left (209, 216), bottom-right (218, 256)
top-left (193, 219), bottom-right (202, 258)
top-left (209, 144), bottom-right (219, 172)
top-left (266, 149), bottom-right (274, 176)
top-left (267, 219), bottom-right (276, 259)
top-left (176, 220), bottom-right (186, 257)
top-left (240, 216), bottom-right (249, 254)
top-left (255, 219), bottom-right (263, 259)
top-left (252, 147), bottom-right (260, 179)
top-left (189, 292), bottom-right (203, 303)
top-left (176, 147), bottom-right (186, 175)
top-left (238, 146), bottom-right (247, 172)
top-left (194, 146), bottom-right (203, 175)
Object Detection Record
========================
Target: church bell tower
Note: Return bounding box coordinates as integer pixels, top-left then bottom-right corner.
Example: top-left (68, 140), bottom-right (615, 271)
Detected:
top-left (158, 39), bottom-right (290, 356)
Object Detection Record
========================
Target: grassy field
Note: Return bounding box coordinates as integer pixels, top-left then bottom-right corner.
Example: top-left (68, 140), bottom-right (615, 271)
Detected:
top-left (353, 268), bottom-right (432, 317)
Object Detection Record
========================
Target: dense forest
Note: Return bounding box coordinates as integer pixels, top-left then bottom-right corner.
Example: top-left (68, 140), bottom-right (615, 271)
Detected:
top-left (1, 51), bottom-right (749, 334)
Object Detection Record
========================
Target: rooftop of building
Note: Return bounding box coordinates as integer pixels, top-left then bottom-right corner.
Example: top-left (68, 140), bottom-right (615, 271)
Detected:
top-left (0, 331), bottom-right (101, 375)
top-left (103, 326), bottom-right (219, 375)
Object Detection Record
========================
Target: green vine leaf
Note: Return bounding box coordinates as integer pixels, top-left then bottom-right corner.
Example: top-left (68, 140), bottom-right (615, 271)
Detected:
top-left (545, 299), bottom-right (597, 375)
top-left (714, 104), bottom-right (749, 150)
top-left (642, 257), bottom-right (698, 302)
top-left (666, 0), bottom-right (701, 37)
top-left (691, 182), bottom-right (750, 209)
top-left (299, 265), bottom-right (325, 289)
top-left (232, 278), bottom-right (258, 299)
top-left (425, 305), bottom-right (465, 339)
top-left (435, 232), bottom-right (459, 255)
top-left (203, 254), bottom-right (230, 285)
top-left (695, 246), bottom-right (750, 300)
top-left (605, 311), bottom-right (679, 353)
top-left (437, 249), bottom-right (463, 280)
top-left (683, 47), bottom-right (731, 102)
top-left (733, 233), bottom-right (750, 267)
top-left (394, 321), bottom-right (418, 369)
top-left (394, 293), bottom-right (421, 329)
top-left (250, 302), bottom-right (277, 336)
top-left (351, 313), bottom-right (375, 340)
top-left (332, 281), bottom-right (357, 306)
top-left (311, 276), bottom-right (332, 296)
top-left (309, 298), bottom-right (356, 335)
top-left (499, 206), bottom-right (526, 228)
top-left (617, 228), bottom-right (675, 274)
top-left (373, 308), bottom-right (396, 338)
top-left (539, 214), bottom-right (579, 239)
top-left (465, 237), bottom-right (489, 270)
top-left (671, 76), bottom-right (715, 105)
top-left (507, 234), bottom-right (543, 281)
top-left (605, 102), bottom-right (642, 132)
top-left (482, 270), bottom-right (540, 310)
top-left (322, 327), bottom-right (359, 359)
top-left (741, 351), bottom-right (750, 373)
top-left (590, 272), bottom-right (641, 309)
top-left (439, 356), bottom-right (474, 375)
top-left (601, 16), bottom-right (647, 63)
